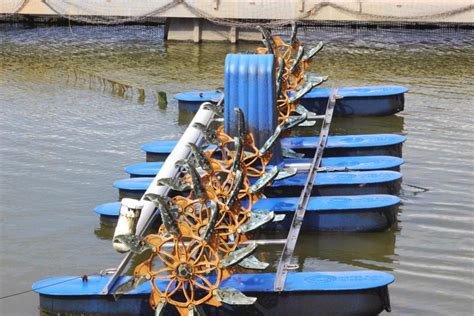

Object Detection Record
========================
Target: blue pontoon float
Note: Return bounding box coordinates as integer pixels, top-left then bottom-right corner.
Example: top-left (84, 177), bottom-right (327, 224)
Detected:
top-left (113, 170), bottom-right (402, 200)
top-left (34, 49), bottom-right (397, 315)
top-left (96, 194), bottom-right (400, 232)
top-left (142, 133), bottom-right (406, 161)
top-left (34, 272), bottom-right (393, 315)
top-left (124, 156), bottom-right (404, 177)
top-left (175, 85), bottom-right (408, 116)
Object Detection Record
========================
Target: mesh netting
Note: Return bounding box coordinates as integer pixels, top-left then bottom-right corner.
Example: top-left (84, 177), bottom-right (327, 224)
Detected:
top-left (1, 0), bottom-right (473, 27)
top-left (1, 0), bottom-right (29, 15)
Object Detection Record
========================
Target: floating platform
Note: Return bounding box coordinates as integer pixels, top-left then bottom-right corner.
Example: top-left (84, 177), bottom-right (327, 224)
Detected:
top-left (142, 134), bottom-right (406, 161)
top-left (175, 86), bottom-right (408, 116)
top-left (96, 194), bottom-right (400, 232)
top-left (124, 156), bottom-right (404, 177)
top-left (33, 271), bottom-right (393, 315)
top-left (113, 171), bottom-right (402, 200)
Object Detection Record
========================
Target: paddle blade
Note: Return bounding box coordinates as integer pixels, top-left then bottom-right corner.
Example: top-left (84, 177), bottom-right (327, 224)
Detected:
top-left (303, 41), bottom-right (324, 61)
top-left (113, 235), bottom-right (151, 254)
top-left (238, 255), bottom-right (270, 270)
top-left (220, 241), bottom-right (257, 267)
top-left (273, 214), bottom-right (286, 222)
top-left (275, 167), bottom-right (297, 181)
top-left (154, 301), bottom-right (166, 316)
top-left (202, 101), bottom-right (223, 117)
top-left (238, 210), bottom-right (275, 233)
top-left (250, 166), bottom-right (279, 194)
top-left (282, 147), bottom-right (304, 159)
top-left (215, 287), bottom-right (257, 305)
top-left (156, 177), bottom-right (191, 191)
top-left (113, 275), bottom-right (147, 300)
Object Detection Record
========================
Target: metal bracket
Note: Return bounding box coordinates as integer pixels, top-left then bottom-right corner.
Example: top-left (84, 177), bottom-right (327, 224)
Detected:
top-left (273, 90), bottom-right (338, 292)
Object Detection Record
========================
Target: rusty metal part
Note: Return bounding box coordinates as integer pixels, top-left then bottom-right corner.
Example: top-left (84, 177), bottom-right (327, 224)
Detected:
top-left (133, 30), bottom-right (329, 315)
top-left (289, 21), bottom-right (298, 47)
top-left (260, 114), bottom-right (307, 155)
top-left (183, 162), bottom-right (208, 201)
top-left (188, 143), bottom-right (213, 173)
top-left (192, 122), bottom-right (219, 144)
top-left (157, 177), bottom-right (192, 192)
top-left (145, 194), bottom-right (181, 237)
top-left (256, 25), bottom-right (274, 55)
top-left (135, 234), bottom-right (224, 314)
top-left (200, 201), bottom-right (219, 242)
top-left (290, 45), bottom-right (304, 73)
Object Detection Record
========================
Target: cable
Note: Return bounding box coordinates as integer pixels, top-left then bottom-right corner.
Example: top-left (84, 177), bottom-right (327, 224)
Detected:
top-left (0, 273), bottom-right (96, 300)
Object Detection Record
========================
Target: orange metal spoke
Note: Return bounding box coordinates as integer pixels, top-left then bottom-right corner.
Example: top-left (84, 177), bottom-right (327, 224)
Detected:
top-left (157, 252), bottom-right (175, 267)
top-left (193, 279), bottom-right (212, 292)
top-left (191, 245), bottom-right (206, 264)
top-left (182, 283), bottom-right (192, 302)
top-left (194, 275), bottom-right (214, 290)
top-left (151, 266), bottom-right (173, 277)
top-left (167, 280), bottom-right (183, 297)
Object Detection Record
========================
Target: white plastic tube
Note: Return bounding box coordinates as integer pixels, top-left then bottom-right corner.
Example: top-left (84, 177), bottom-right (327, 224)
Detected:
top-left (111, 104), bottom-right (215, 252)
top-left (113, 198), bottom-right (144, 253)
top-left (104, 103), bottom-right (220, 294)
top-left (135, 105), bottom-right (214, 232)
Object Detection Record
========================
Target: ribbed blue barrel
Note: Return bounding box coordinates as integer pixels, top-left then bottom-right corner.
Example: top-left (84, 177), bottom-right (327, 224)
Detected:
top-left (224, 54), bottom-right (282, 164)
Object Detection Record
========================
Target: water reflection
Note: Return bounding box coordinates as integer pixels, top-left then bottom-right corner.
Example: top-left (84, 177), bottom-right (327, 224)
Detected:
top-left (253, 228), bottom-right (398, 272)
top-left (179, 109), bottom-right (405, 134)
top-left (94, 221), bottom-right (116, 240)
top-left (295, 114), bottom-right (405, 136)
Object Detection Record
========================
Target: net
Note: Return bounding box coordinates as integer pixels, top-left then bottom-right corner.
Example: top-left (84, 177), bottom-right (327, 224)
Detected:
top-left (1, 0), bottom-right (473, 28)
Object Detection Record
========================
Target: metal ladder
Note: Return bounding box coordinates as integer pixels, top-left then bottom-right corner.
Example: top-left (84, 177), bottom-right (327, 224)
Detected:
top-left (274, 89), bottom-right (338, 291)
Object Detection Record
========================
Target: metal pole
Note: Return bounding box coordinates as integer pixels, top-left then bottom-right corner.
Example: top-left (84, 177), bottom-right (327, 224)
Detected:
top-left (273, 90), bottom-right (338, 292)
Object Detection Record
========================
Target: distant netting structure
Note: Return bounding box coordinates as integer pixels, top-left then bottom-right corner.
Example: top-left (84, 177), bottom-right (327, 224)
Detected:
top-left (1, 0), bottom-right (473, 28)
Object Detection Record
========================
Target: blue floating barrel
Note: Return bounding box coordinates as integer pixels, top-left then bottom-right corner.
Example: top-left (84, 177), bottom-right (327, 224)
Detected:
top-left (95, 195), bottom-right (400, 232)
top-left (33, 271), bottom-right (394, 315)
top-left (113, 170), bottom-right (402, 200)
top-left (124, 156), bottom-right (404, 177)
top-left (224, 54), bottom-right (282, 164)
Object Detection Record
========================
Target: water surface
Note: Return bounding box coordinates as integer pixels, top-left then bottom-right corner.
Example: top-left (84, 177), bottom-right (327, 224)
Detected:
top-left (0, 24), bottom-right (473, 315)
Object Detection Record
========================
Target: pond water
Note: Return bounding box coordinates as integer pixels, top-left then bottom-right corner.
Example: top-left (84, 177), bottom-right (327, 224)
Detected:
top-left (0, 24), bottom-right (473, 315)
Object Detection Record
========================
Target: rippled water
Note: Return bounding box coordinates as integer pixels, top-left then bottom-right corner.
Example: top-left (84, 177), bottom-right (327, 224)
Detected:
top-left (0, 24), bottom-right (473, 315)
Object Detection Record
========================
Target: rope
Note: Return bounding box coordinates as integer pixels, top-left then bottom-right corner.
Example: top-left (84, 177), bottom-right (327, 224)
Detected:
top-left (0, 274), bottom-right (94, 300)
top-left (41, 0), bottom-right (180, 25)
top-left (6, 1), bottom-right (473, 27)
top-left (404, 183), bottom-right (430, 192)
top-left (185, 2), bottom-right (474, 28)
top-left (310, 2), bottom-right (474, 22)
